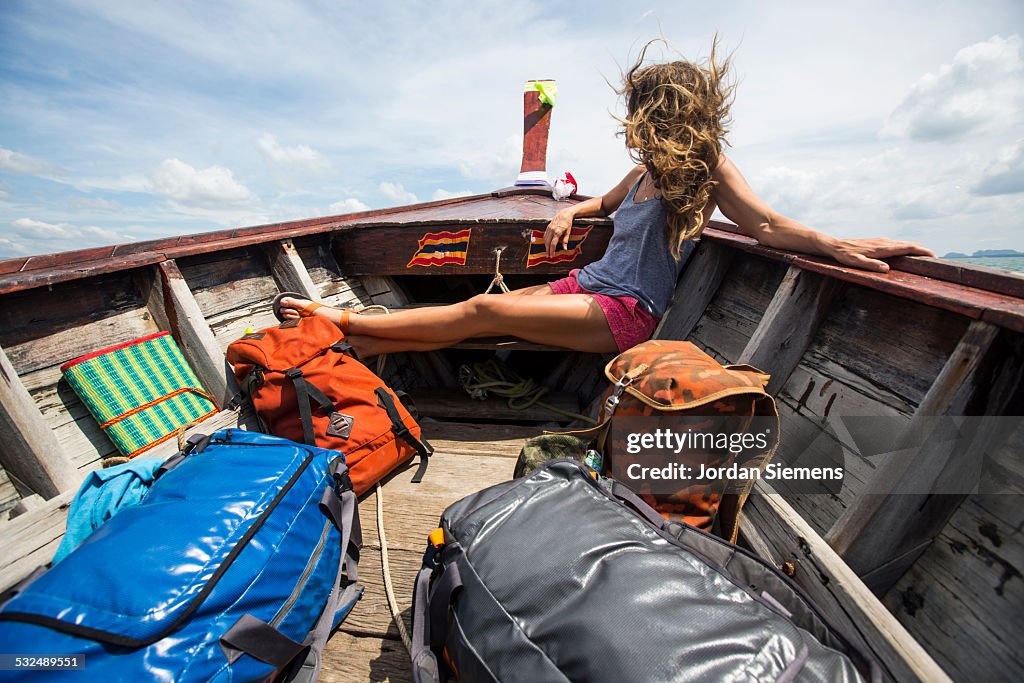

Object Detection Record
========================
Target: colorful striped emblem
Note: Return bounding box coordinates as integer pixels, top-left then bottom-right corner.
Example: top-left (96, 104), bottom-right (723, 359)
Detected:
top-left (406, 229), bottom-right (472, 268)
top-left (526, 226), bottom-right (592, 267)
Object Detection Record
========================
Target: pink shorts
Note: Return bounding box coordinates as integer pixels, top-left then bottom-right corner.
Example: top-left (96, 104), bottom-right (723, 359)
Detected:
top-left (548, 269), bottom-right (660, 352)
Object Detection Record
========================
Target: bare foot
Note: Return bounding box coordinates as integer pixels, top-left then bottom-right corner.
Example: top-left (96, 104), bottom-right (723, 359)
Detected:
top-left (278, 296), bottom-right (347, 320)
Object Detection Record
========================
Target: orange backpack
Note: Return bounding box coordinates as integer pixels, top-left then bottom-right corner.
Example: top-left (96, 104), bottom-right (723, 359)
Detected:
top-left (226, 316), bottom-right (431, 496)
top-left (597, 340), bottom-right (779, 542)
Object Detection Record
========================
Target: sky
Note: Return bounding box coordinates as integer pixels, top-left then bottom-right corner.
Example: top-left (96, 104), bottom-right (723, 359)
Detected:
top-left (0, 0), bottom-right (1022, 259)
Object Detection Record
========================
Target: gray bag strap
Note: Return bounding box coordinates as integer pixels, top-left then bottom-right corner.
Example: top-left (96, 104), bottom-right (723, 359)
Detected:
top-left (290, 482), bottom-right (361, 683)
top-left (607, 479), bottom-right (670, 529)
top-left (411, 565), bottom-right (440, 683)
top-left (219, 613), bottom-right (309, 670)
top-left (410, 544), bottom-right (465, 683)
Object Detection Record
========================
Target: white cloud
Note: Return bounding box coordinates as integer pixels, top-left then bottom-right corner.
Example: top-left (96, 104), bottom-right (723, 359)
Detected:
top-left (0, 147), bottom-right (63, 177)
top-left (883, 34), bottom-right (1024, 141)
top-left (378, 181), bottom-right (417, 205)
top-left (257, 133), bottom-right (330, 172)
top-left (149, 158), bottom-right (255, 206)
top-left (10, 217), bottom-right (135, 249)
top-left (457, 135), bottom-right (524, 186)
top-left (432, 189), bottom-right (472, 201)
top-left (974, 140), bottom-right (1024, 196)
top-left (13, 217), bottom-right (73, 239)
top-left (0, 237), bottom-right (27, 255)
top-left (328, 197), bottom-right (369, 213)
top-left (750, 166), bottom-right (824, 218)
top-left (67, 196), bottom-right (122, 211)
top-left (81, 159), bottom-right (255, 209)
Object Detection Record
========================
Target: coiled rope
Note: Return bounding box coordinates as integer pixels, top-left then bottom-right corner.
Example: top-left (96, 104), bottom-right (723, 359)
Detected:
top-left (459, 360), bottom-right (597, 424)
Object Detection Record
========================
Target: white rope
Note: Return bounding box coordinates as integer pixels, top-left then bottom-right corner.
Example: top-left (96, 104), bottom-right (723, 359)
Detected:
top-left (483, 247), bottom-right (511, 294)
top-left (377, 482), bottom-right (413, 653)
top-left (356, 304), bottom-right (391, 376)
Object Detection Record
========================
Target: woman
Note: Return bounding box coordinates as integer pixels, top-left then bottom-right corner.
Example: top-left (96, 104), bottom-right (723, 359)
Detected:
top-left (280, 44), bottom-right (932, 356)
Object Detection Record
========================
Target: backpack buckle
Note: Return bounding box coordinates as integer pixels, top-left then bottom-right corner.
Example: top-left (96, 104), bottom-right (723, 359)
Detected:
top-left (333, 471), bottom-right (354, 495)
top-left (285, 367), bottom-right (303, 380)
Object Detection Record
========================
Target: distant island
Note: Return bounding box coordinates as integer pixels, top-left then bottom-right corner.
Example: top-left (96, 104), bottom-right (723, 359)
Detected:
top-left (943, 249), bottom-right (1024, 258)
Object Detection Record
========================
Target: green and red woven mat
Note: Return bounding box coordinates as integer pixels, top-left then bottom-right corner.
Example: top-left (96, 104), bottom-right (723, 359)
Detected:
top-left (61, 332), bottom-right (218, 458)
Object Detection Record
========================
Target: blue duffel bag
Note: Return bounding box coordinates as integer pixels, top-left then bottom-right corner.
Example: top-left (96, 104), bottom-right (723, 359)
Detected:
top-left (0, 428), bottom-right (361, 681)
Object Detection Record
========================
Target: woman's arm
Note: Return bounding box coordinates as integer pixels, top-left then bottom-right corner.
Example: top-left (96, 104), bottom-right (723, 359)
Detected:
top-left (711, 155), bottom-right (934, 272)
top-left (545, 166), bottom-right (645, 256)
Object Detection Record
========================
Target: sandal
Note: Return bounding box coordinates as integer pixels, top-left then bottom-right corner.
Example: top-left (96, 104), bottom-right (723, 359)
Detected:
top-left (272, 291), bottom-right (326, 322)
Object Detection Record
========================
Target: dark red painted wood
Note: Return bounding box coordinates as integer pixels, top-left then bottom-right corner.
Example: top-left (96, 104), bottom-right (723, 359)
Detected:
top-left (702, 228), bottom-right (1024, 334)
top-left (333, 221), bottom-right (612, 276)
top-left (520, 87), bottom-right (552, 175)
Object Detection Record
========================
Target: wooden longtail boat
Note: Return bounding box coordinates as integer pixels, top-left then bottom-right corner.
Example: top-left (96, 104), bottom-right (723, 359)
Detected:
top-left (0, 83), bottom-right (1021, 683)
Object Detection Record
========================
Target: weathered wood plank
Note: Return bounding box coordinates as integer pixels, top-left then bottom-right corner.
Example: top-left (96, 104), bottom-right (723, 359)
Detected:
top-left (178, 248), bottom-right (281, 353)
top-left (264, 239), bottom-right (319, 299)
top-left (827, 321), bottom-right (1002, 584)
top-left (889, 255), bottom-right (1024, 300)
top-left (738, 266), bottom-right (841, 394)
top-left (339, 545), bottom-right (419, 639)
top-left (684, 255), bottom-right (788, 362)
top-left (0, 274), bottom-right (160, 377)
top-left (804, 286), bottom-right (969, 409)
top-left (703, 227), bottom-right (1024, 334)
top-left (359, 275), bottom-right (455, 389)
top-left (0, 469), bottom-right (21, 520)
top-left (294, 239), bottom-right (372, 309)
top-left (139, 260), bottom-right (238, 407)
top-left (357, 436), bottom-right (522, 554)
top-left (320, 631), bottom-right (411, 683)
top-left (0, 344), bottom-right (80, 498)
top-left (654, 241), bottom-right (734, 341)
top-left (0, 488), bottom-right (75, 592)
top-left (882, 489), bottom-right (1024, 683)
top-left (741, 483), bottom-right (952, 683)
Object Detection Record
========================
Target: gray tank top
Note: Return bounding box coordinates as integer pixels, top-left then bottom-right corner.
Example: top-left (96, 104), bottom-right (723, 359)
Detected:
top-left (576, 175), bottom-right (695, 317)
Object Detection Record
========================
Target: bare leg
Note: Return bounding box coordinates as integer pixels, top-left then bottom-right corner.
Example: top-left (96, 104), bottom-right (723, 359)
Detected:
top-left (344, 294), bottom-right (616, 351)
top-left (276, 284), bottom-right (616, 354)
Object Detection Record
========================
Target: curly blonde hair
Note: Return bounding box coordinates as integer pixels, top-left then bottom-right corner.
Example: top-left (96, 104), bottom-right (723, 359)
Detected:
top-left (619, 38), bottom-right (734, 258)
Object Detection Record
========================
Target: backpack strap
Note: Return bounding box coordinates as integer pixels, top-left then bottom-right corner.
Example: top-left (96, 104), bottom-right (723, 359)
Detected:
top-left (374, 387), bottom-right (433, 483)
top-left (286, 368), bottom-right (337, 446)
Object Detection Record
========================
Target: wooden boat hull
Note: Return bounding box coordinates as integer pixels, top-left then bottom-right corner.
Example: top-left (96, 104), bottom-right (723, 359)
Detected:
top-left (0, 191), bottom-right (1021, 682)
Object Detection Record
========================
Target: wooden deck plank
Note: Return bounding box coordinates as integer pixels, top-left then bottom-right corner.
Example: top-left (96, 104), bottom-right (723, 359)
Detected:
top-left (320, 631), bottom-right (411, 683)
top-left (328, 421), bottom-right (531, 682)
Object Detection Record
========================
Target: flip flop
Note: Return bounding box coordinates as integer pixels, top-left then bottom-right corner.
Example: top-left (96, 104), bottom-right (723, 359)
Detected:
top-left (272, 291), bottom-right (325, 322)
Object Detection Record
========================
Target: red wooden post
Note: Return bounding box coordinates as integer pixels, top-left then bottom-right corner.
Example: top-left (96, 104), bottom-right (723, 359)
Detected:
top-left (516, 80), bottom-right (556, 186)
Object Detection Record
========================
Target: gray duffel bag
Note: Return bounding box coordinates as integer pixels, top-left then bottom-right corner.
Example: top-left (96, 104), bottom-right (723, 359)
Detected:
top-left (410, 459), bottom-right (880, 683)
